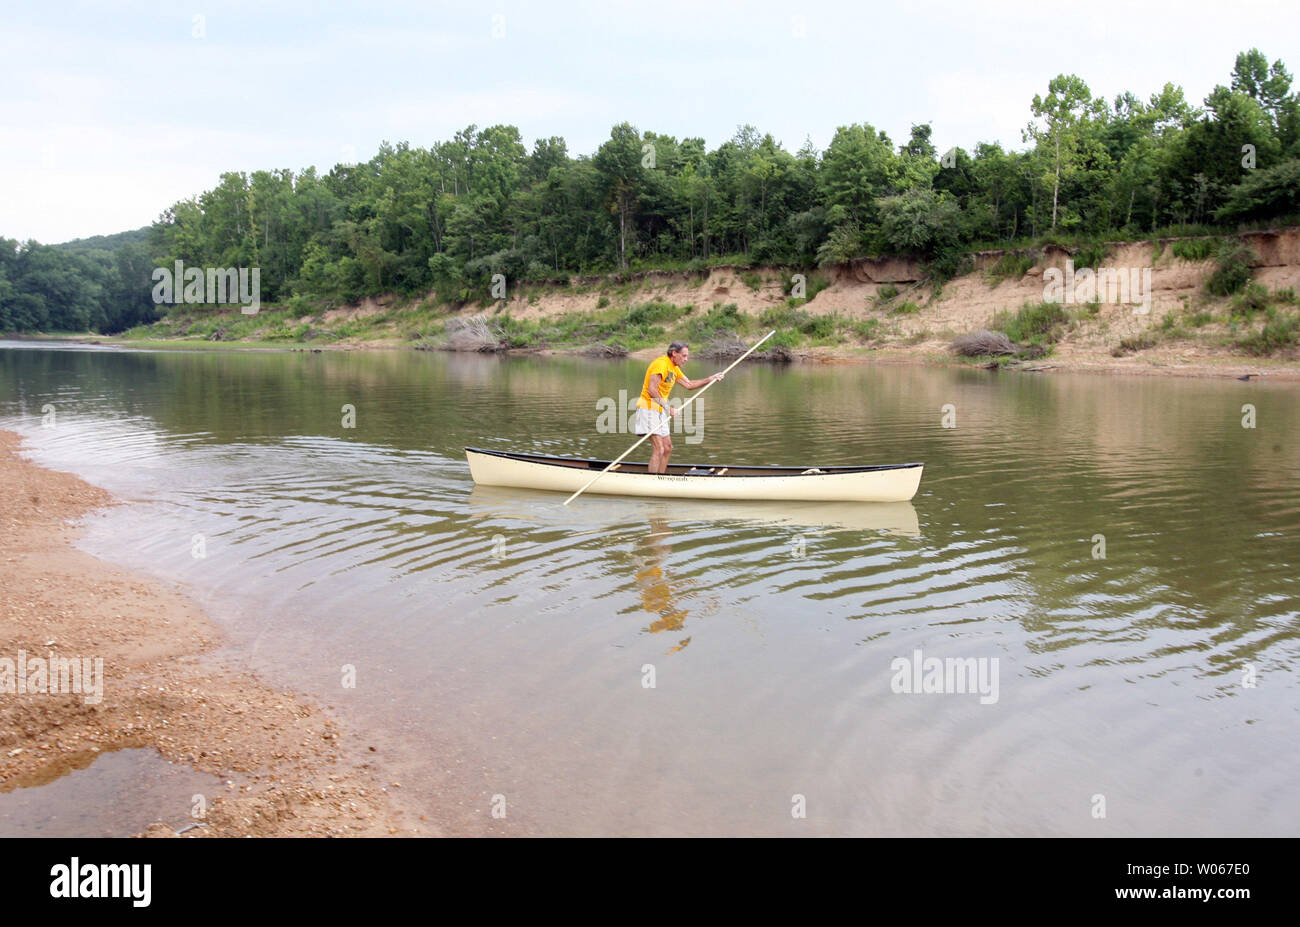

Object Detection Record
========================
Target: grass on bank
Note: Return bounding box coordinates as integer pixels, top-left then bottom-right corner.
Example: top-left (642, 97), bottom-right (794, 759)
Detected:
top-left (1109, 282), bottom-right (1300, 356)
top-left (991, 302), bottom-right (1071, 349)
top-left (984, 252), bottom-right (1036, 285)
top-left (440, 298), bottom-right (894, 355)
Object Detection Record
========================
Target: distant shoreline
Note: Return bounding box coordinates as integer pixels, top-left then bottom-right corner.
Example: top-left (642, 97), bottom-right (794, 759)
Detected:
top-left (6, 329), bottom-right (1298, 382)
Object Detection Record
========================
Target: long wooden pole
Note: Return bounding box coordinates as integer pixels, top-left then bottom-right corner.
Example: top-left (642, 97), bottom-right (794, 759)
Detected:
top-left (563, 330), bottom-right (776, 505)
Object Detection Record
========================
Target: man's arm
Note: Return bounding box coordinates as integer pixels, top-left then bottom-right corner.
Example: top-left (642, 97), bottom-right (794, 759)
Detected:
top-left (648, 373), bottom-right (669, 413)
top-left (651, 372), bottom-right (695, 417)
top-left (678, 371), bottom-right (724, 390)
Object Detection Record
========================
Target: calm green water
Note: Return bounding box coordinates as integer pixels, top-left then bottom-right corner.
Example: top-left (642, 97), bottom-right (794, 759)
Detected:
top-left (2, 340), bottom-right (1298, 836)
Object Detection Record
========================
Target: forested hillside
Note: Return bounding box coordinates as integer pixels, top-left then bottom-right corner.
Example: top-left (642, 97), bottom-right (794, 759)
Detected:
top-left (0, 228), bottom-right (157, 333)
top-left (3, 49), bottom-right (1299, 334)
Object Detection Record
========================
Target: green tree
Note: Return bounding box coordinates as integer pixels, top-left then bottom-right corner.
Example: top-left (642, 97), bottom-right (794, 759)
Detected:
top-left (593, 123), bottom-right (645, 271)
top-left (820, 123), bottom-right (901, 229)
top-left (877, 188), bottom-right (962, 254)
top-left (1231, 48), bottom-right (1300, 147)
top-left (1023, 74), bottom-right (1108, 231)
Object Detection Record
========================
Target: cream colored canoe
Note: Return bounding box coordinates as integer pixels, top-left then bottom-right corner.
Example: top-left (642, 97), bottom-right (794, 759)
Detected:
top-left (465, 447), bottom-right (923, 503)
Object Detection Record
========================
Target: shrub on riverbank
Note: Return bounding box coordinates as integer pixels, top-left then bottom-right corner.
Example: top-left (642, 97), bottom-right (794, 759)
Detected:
top-left (1170, 237), bottom-right (1222, 261)
top-left (758, 306), bottom-right (838, 340)
top-left (1238, 311), bottom-right (1299, 355)
top-left (991, 302), bottom-right (1069, 347)
top-left (1111, 335), bottom-right (1158, 356)
top-left (951, 329), bottom-right (1017, 357)
top-left (985, 252), bottom-right (1035, 285)
top-left (1205, 242), bottom-right (1257, 296)
top-left (1073, 242), bottom-right (1109, 270)
top-left (446, 316), bottom-right (505, 352)
top-left (781, 270), bottom-right (830, 304)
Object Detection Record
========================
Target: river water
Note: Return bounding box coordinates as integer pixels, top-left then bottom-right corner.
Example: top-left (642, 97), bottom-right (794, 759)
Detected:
top-left (1, 340), bottom-right (1297, 836)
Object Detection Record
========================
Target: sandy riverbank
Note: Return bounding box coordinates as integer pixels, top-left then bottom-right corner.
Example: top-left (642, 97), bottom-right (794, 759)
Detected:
top-left (0, 429), bottom-right (426, 837)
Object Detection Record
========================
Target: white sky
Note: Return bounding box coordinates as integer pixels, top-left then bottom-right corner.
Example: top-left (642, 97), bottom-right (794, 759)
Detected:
top-left (1, 0), bottom-right (1297, 243)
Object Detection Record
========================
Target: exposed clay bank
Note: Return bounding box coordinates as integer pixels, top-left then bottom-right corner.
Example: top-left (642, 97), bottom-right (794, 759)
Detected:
top-left (56, 228), bottom-right (1300, 381)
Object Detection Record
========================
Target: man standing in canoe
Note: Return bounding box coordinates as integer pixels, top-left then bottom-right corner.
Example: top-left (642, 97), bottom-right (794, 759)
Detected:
top-left (635, 341), bottom-right (724, 474)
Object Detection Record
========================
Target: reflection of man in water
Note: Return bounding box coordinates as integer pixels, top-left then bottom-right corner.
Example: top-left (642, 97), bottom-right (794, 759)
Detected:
top-left (634, 516), bottom-right (690, 650)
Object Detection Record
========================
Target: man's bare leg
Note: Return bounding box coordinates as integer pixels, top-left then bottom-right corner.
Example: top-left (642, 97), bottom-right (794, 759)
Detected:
top-left (649, 434), bottom-right (672, 473)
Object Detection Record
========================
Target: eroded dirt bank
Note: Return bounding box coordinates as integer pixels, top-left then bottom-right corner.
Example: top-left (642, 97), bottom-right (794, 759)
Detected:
top-left (71, 227), bottom-right (1300, 379)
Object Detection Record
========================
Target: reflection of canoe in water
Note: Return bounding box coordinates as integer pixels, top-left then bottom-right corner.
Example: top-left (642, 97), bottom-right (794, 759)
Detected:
top-left (466, 446), bottom-right (924, 504)
top-left (657, 498), bottom-right (919, 536)
top-left (467, 484), bottom-right (921, 536)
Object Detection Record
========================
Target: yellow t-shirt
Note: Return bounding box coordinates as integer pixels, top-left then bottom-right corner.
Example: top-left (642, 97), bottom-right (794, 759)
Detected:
top-left (637, 355), bottom-right (685, 412)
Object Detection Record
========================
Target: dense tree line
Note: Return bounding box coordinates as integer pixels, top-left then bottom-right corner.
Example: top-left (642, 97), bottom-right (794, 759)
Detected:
top-left (3, 49), bottom-right (1299, 333)
top-left (0, 229), bottom-right (157, 333)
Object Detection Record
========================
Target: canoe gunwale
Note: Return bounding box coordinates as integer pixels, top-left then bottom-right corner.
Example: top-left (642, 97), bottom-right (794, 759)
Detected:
top-left (463, 446), bottom-right (923, 478)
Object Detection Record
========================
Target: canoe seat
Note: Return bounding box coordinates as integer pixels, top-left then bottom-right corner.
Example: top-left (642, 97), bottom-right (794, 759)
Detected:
top-left (685, 467), bottom-right (714, 476)
top-left (801, 468), bottom-right (825, 474)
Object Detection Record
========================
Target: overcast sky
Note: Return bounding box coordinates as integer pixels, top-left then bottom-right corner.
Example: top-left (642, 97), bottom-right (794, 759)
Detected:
top-left (2, 0), bottom-right (1297, 244)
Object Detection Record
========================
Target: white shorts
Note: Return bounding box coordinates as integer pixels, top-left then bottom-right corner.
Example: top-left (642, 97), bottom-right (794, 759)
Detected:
top-left (634, 407), bottom-right (670, 436)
